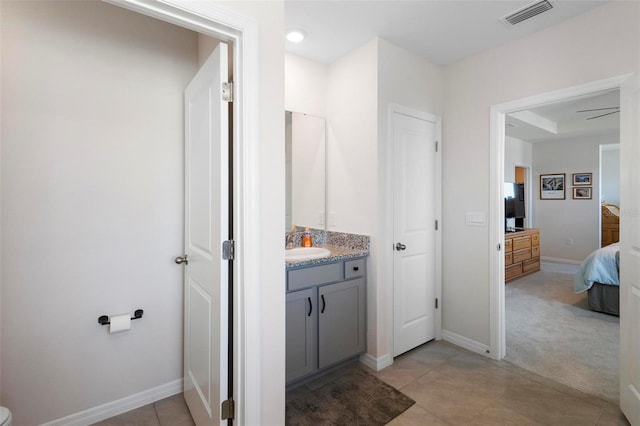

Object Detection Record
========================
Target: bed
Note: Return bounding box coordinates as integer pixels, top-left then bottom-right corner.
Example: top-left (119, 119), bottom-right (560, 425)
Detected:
top-left (574, 243), bottom-right (620, 316)
top-left (601, 203), bottom-right (620, 247)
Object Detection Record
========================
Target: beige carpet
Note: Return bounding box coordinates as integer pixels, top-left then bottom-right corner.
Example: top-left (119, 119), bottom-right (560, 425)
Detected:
top-left (505, 262), bottom-right (619, 402)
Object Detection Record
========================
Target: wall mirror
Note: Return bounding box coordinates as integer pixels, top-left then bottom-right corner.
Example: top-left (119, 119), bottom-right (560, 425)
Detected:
top-left (285, 111), bottom-right (326, 231)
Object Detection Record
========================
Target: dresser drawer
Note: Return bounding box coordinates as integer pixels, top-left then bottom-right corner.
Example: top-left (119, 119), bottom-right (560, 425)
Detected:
top-left (504, 239), bottom-right (513, 252)
top-left (513, 236), bottom-right (531, 251)
top-left (513, 248), bottom-right (531, 263)
top-left (532, 245), bottom-right (540, 258)
top-left (531, 232), bottom-right (540, 246)
top-left (288, 262), bottom-right (342, 291)
top-left (344, 258), bottom-right (365, 279)
top-left (523, 258), bottom-right (540, 273)
top-left (505, 252), bottom-right (513, 266)
top-left (506, 263), bottom-right (522, 281)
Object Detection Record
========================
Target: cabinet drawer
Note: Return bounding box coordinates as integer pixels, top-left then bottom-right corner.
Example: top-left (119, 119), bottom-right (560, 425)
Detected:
top-left (344, 258), bottom-right (365, 279)
top-left (288, 262), bottom-right (342, 291)
top-left (513, 248), bottom-right (531, 263)
top-left (505, 252), bottom-right (513, 266)
top-left (532, 245), bottom-right (540, 257)
top-left (523, 258), bottom-right (540, 273)
top-left (531, 232), bottom-right (540, 246)
top-left (504, 239), bottom-right (513, 252)
top-left (513, 236), bottom-right (531, 251)
top-left (506, 263), bottom-right (522, 281)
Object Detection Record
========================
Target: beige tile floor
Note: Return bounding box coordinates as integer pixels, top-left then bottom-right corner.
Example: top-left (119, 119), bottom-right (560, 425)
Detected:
top-left (92, 394), bottom-right (194, 426)
top-left (374, 341), bottom-right (628, 426)
top-left (97, 340), bottom-right (629, 425)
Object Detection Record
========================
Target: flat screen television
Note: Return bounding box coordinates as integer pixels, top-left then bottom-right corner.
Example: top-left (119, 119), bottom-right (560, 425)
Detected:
top-left (504, 182), bottom-right (525, 219)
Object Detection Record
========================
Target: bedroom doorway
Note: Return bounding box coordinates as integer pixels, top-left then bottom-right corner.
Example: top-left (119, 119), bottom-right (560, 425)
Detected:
top-left (491, 77), bottom-right (625, 403)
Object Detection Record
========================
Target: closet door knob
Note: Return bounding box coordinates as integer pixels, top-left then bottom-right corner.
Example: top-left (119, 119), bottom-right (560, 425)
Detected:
top-left (174, 255), bottom-right (189, 265)
top-left (395, 243), bottom-right (406, 251)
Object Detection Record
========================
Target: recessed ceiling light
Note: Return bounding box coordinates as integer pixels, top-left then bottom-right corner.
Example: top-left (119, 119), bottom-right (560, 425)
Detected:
top-left (286, 29), bottom-right (306, 43)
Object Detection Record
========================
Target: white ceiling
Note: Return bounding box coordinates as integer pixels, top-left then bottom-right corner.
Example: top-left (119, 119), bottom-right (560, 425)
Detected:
top-left (285, 0), bottom-right (618, 144)
top-left (506, 89), bottom-right (620, 143)
top-left (285, 0), bottom-right (610, 66)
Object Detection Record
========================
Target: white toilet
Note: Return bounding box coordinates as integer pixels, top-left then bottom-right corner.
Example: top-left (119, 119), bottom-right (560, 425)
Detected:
top-left (0, 406), bottom-right (11, 426)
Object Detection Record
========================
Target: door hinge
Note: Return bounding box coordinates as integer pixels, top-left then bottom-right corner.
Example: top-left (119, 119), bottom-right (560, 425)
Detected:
top-left (435, 298), bottom-right (439, 309)
top-left (221, 81), bottom-right (233, 103)
top-left (497, 243), bottom-right (502, 251)
top-left (435, 140), bottom-right (439, 152)
top-left (221, 398), bottom-right (235, 420)
top-left (222, 240), bottom-right (235, 260)
top-left (435, 220), bottom-right (439, 231)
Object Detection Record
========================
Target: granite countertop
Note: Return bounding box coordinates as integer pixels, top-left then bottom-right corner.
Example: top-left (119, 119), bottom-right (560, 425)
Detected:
top-left (285, 244), bottom-right (369, 269)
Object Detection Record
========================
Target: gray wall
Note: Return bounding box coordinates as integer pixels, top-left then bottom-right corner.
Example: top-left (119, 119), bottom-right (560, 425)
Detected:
top-left (1, 2), bottom-right (198, 423)
top-left (533, 134), bottom-right (619, 262)
top-left (601, 146), bottom-right (620, 205)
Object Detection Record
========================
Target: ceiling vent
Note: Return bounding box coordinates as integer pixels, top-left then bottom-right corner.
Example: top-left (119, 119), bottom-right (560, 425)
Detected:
top-left (502, 0), bottom-right (554, 25)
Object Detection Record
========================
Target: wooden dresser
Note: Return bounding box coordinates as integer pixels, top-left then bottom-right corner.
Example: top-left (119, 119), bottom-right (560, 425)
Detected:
top-left (505, 229), bottom-right (540, 282)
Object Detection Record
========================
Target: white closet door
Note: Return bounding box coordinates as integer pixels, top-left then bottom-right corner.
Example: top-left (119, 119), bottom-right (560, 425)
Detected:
top-left (392, 110), bottom-right (439, 357)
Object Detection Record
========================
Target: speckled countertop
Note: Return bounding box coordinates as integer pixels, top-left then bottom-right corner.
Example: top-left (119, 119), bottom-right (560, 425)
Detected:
top-left (285, 229), bottom-right (370, 269)
top-left (285, 244), bottom-right (369, 268)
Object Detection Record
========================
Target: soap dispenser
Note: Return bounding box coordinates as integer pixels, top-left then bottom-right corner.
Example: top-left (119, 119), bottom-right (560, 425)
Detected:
top-left (302, 227), bottom-right (312, 247)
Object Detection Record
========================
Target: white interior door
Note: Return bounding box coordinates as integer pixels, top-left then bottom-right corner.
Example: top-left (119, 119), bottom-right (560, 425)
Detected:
top-left (392, 110), bottom-right (438, 357)
top-left (182, 42), bottom-right (229, 426)
top-left (620, 72), bottom-right (640, 424)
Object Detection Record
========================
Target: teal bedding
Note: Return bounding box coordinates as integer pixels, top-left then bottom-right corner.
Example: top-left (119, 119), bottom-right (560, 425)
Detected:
top-left (574, 243), bottom-right (620, 293)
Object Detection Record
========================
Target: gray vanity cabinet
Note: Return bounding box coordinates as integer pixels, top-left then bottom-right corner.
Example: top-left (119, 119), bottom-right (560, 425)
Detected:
top-left (285, 289), bottom-right (316, 383)
top-left (318, 277), bottom-right (365, 369)
top-left (286, 257), bottom-right (366, 384)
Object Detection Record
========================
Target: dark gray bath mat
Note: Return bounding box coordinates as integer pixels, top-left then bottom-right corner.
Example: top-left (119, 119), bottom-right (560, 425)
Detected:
top-left (286, 367), bottom-right (415, 425)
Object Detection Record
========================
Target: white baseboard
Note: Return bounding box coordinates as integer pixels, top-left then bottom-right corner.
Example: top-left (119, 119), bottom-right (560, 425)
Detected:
top-left (540, 256), bottom-right (582, 265)
top-left (441, 330), bottom-right (491, 357)
top-left (41, 379), bottom-right (183, 426)
top-left (359, 352), bottom-right (393, 372)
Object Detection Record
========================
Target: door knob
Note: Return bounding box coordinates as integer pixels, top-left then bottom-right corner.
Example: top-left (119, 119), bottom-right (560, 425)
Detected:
top-left (395, 243), bottom-right (406, 251)
top-left (174, 255), bottom-right (189, 265)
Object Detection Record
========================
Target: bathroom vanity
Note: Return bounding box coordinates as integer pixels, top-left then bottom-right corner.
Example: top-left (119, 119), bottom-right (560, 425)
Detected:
top-left (285, 243), bottom-right (368, 385)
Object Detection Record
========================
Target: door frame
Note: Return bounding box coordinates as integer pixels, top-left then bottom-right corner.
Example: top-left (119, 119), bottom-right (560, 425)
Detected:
top-left (104, 1), bottom-right (260, 424)
top-left (489, 74), bottom-right (631, 360)
top-left (385, 103), bottom-right (442, 365)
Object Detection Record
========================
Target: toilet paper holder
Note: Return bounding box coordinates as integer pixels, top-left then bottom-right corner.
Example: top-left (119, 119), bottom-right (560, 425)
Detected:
top-left (98, 309), bottom-right (144, 326)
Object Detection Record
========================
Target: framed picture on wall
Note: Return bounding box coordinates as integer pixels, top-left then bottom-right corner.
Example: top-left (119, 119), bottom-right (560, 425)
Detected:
top-left (573, 187), bottom-right (592, 199)
top-left (572, 172), bottom-right (592, 185)
top-left (540, 173), bottom-right (566, 200)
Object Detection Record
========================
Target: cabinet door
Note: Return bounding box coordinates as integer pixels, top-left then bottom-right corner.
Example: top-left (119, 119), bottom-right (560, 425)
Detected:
top-left (286, 289), bottom-right (316, 383)
top-left (318, 278), bottom-right (366, 369)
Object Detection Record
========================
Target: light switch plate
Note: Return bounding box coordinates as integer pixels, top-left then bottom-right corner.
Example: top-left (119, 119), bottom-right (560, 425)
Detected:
top-left (329, 212), bottom-right (336, 227)
top-left (466, 211), bottom-right (486, 226)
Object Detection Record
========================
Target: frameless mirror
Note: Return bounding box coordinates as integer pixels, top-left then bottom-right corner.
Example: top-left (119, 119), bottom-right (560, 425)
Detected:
top-left (285, 111), bottom-right (326, 231)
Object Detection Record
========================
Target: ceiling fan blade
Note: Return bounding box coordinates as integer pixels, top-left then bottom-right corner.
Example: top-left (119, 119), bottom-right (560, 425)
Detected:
top-left (577, 107), bottom-right (620, 113)
top-left (586, 110), bottom-right (620, 120)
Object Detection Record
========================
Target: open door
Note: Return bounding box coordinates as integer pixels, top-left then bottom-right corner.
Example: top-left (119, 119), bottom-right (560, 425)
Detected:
top-left (179, 42), bottom-right (231, 426)
top-left (620, 72), bottom-right (640, 424)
